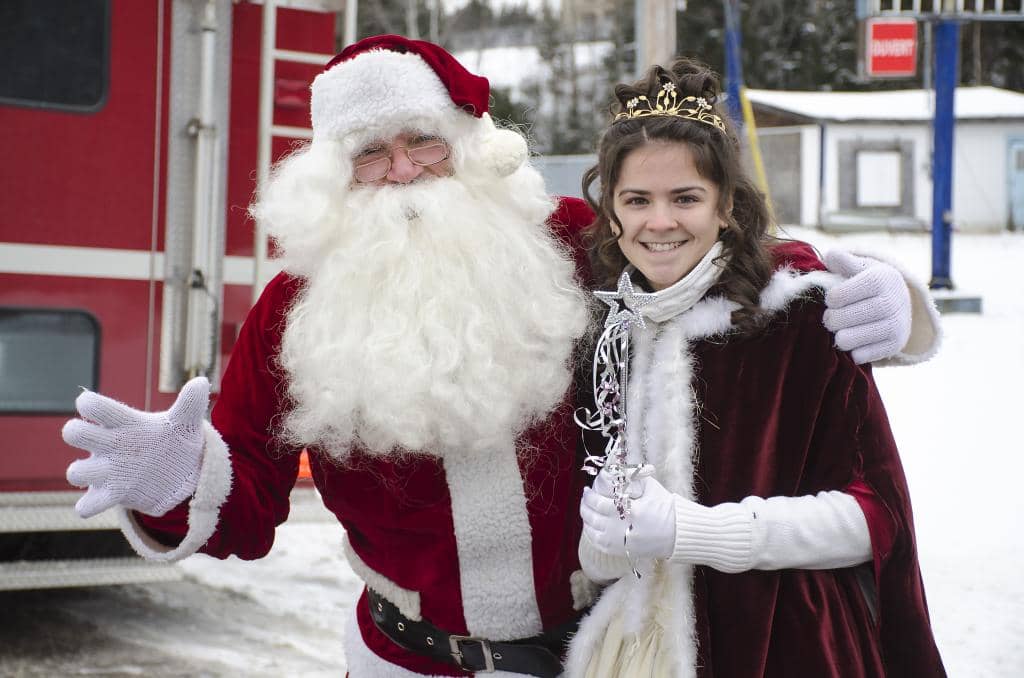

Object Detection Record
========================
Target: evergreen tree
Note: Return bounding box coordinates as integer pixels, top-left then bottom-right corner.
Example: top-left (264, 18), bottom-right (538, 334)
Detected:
top-left (738, 0), bottom-right (858, 91)
top-left (450, 0), bottom-right (494, 33)
top-left (488, 85), bottom-right (533, 134)
top-left (534, 1), bottom-right (565, 152)
top-left (353, 0), bottom-right (432, 43)
top-left (962, 20), bottom-right (1024, 91)
top-left (604, 1), bottom-right (636, 91)
top-left (355, 0), bottom-right (404, 38)
top-left (676, 2), bottom-right (727, 80)
top-left (498, 2), bottom-right (535, 27)
top-left (528, 1), bottom-right (611, 154)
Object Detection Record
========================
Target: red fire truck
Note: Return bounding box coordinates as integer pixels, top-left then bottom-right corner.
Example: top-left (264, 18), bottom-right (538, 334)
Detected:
top-left (0, 0), bottom-right (343, 590)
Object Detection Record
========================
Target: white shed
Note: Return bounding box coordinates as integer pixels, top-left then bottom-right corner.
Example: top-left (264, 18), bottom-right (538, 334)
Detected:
top-left (747, 86), bottom-right (1024, 233)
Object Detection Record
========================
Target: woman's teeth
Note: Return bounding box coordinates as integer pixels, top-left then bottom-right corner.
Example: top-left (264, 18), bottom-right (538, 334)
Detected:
top-left (644, 241), bottom-right (683, 252)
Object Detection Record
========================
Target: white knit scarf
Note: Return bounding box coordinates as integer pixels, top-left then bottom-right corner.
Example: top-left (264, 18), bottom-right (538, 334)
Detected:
top-left (637, 241), bottom-right (727, 324)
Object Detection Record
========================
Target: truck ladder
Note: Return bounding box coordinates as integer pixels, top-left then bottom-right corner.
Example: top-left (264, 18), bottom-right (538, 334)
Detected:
top-left (252, 0), bottom-right (358, 303)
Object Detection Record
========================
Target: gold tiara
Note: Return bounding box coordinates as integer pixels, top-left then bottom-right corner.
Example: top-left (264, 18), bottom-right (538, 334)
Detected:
top-left (613, 82), bottom-right (726, 132)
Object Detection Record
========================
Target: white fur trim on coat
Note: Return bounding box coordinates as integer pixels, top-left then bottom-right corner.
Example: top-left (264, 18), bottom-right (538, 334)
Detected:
top-left (570, 568), bottom-right (601, 611)
top-left (760, 269), bottom-right (840, 315)
top-left (442, 445), bottom-right (542, 640)
top-left (343, 535), bottom-right (422, 621)
top-left (563, 571), bottom-right (635, 674)
top-left (116, 420), bottom-right (233, 562)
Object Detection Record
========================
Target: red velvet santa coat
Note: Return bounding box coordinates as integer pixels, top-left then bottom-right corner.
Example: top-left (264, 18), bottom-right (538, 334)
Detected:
top-left (565, 270), bottom-right (945, 678)
top-left (124, 197), bottom-right (829, 676)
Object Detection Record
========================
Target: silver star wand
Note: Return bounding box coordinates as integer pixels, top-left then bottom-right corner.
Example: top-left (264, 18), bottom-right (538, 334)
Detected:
top-left (575, 270), bottom-right (655, 579)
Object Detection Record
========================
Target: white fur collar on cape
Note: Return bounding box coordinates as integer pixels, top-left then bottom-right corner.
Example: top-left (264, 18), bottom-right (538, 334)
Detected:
top-left (657, 267), bottom-right (842, 347)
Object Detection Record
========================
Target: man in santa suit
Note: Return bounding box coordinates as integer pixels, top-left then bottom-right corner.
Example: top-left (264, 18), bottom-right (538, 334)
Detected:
top-left (62, 36), bottom-right (939, 677)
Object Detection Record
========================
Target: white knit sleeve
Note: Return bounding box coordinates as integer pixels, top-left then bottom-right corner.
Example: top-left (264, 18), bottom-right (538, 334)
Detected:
top-left (668, 490), bottom-right (872, 573)
top-left (578, 531), bottom-right (631, 583)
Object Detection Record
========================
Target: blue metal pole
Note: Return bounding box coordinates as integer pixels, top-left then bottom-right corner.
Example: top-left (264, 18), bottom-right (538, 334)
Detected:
top-left (723, 0), bottom-right (743, 127)
top-left (930, 20), bottom-right (959, 290)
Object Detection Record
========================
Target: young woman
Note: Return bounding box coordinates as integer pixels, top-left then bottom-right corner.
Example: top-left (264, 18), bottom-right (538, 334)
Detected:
top-left (566, 59), bottom-right (945, 677)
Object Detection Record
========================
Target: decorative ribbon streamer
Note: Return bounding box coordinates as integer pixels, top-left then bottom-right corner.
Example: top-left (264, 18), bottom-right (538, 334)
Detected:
top-left (575, 271), bottom-right (656, 578)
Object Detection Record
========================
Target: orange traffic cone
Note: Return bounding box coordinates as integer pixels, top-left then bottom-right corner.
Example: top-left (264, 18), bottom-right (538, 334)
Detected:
top-left (298, 449), bottom-right (313, 480)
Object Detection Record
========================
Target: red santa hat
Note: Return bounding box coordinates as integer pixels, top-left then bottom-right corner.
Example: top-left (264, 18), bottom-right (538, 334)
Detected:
top-left (310, 34), bottom-right (528, 178)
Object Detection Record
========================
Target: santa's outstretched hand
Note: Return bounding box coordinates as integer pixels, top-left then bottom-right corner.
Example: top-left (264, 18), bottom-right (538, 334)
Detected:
top-left (63, 377), bottom-right (209, 519)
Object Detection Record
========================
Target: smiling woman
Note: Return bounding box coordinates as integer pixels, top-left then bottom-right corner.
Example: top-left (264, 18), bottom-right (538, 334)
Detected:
top-left (610, 142), bottom-right (724, 291)
top-left (567, 57), bottom-right (945, 678)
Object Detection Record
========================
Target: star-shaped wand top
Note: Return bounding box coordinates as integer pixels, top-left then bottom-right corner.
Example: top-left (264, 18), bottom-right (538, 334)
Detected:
top-left (594, 270), bottom-right (658, 330)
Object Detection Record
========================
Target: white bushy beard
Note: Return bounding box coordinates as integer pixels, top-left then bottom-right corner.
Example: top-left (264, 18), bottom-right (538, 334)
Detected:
top-left (262, 152), bottom-right (590, 461)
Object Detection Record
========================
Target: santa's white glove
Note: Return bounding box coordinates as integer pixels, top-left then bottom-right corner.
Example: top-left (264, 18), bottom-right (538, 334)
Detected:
top-left (580, 466), bottom-right (677, 561)
top-left (63, 377), bottom-right (209, 519)
top-left (822, 250), bottom-right (912, 365)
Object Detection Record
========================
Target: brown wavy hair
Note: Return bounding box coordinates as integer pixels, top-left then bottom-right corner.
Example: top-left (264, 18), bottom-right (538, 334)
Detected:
top-left (583, 58), bottom-right (777, 332)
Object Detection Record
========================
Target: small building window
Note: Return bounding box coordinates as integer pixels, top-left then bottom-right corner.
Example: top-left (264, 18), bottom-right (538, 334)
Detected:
top-left (0, 0), bottom-right (111, 112)
top-left (0, 309), bottom-right (99, 414)
top-left (838, 138), bottom-right (915, 218)
top-left (856, 150), bottom-right (902, 207)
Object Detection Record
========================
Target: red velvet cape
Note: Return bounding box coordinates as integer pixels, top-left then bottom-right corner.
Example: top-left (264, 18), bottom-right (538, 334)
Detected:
top-left (691, 294), bottom-right (943, 676)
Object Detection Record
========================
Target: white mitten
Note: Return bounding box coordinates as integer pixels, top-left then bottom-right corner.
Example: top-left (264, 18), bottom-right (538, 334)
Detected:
top-left (580, 467), bottom-right (677, 561)
top-left (822, 250), bottom-right (912, 365)
top-left (63, 377), bottom-right (210, 519)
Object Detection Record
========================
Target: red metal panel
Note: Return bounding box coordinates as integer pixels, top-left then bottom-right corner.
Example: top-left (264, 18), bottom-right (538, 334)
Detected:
top-left (0, 2), bottom-right (334, 491)
top-left (0, 0), bottom-right (168, 251)
top-left (0, 273), bottom-right (155, 491)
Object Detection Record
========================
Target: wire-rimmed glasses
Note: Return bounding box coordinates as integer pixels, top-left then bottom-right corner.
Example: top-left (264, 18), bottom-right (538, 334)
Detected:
top-left (353, 138), bottom-right (450, 183)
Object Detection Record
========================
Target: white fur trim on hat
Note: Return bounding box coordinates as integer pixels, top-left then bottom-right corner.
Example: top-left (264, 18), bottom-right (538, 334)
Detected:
top-left (311, 49), bottom-right (464, 147)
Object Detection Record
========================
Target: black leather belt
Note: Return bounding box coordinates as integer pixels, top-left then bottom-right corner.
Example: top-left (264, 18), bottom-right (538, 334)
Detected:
top-left (367, 588), bottom-right (579, 676)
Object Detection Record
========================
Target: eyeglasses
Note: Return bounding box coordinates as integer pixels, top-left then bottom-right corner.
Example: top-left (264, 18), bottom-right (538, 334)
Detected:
top-left (352, 139), bottom-right (451, 183)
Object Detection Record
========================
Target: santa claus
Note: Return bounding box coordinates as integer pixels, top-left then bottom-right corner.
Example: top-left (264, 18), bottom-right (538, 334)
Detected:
top-left (62, 35), bottom-right (938, 677)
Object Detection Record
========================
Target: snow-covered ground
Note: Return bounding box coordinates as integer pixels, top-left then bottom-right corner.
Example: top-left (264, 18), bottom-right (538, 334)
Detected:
top-left (170, 227), bottom-right (1024, 676)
